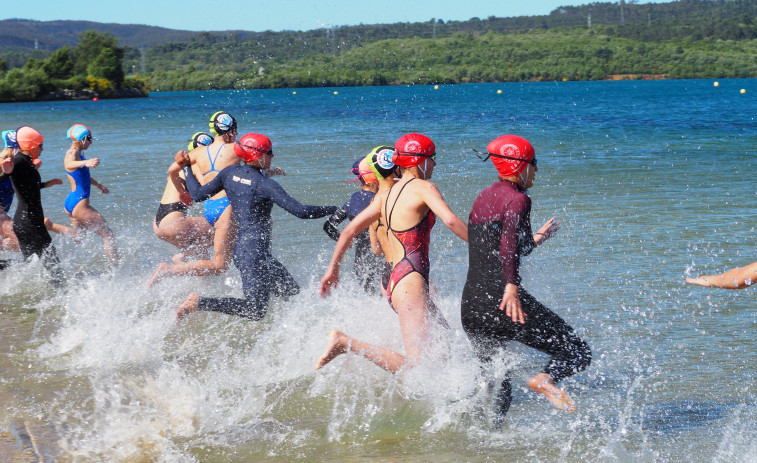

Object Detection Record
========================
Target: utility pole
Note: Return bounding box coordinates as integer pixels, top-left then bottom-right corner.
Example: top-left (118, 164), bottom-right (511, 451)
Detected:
top-left (620, 0), bottom-right (625, 25)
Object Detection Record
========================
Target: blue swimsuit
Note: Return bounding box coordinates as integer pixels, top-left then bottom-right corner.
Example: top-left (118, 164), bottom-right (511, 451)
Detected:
top-left (201, 145), bottom-right (231, 226)
top-left (0, 178), bottom-right (13, 213)
top-left (64, 154), bottom-right (91, 214)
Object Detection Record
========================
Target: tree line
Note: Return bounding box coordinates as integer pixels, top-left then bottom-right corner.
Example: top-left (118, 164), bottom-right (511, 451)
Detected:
top-left (1, 0), bottom-right (756, 100)
top-left (0, 31), bottom-right (148, 102)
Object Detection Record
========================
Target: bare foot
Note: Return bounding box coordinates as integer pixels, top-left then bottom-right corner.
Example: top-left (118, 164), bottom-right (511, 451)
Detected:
top-left (44, 217), bottom-right (54, 230)
top-left (171, 253), bottom-right (186, 265)
top-left (527, 374), bottom-right (576, 413)
top-left (314, 330), bottom-right (347, 370)
top-left (176, 293), bottom-right (199, 321)
top-left (146, 262), bottom-right (171, 288)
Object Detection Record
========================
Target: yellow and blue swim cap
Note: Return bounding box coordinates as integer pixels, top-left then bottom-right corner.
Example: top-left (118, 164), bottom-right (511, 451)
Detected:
top-left (188, 132), bottom-right (214, 151)
top-left (366, 145), bottom-right (397, 180)
top-left (67, 124), bottom-right (91, 143)
top-left (208, 111), bottom-right (237, 136)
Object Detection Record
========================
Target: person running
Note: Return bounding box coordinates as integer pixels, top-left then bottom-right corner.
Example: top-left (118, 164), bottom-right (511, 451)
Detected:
top-left (686, 261), bottom-right (757, 289)
top-left (461, 134), bottom-right (591, 421)
top-left (151, 132), bottom-right (215, 265)
top-left (365, 145), bottom-right (401, 296)
top-left (47, 124), bottom-right (119, 263)
top-left (316, 133), bottom-right (468, 374)
top-left (0, 126), bottom-right (64, 283)
top-left (1, 130), bottom-right (21, 252)
top-left (174, 132), bottom-right (337, 321)
top-left (323, 156), bottom-right (383, 292)
top-left (147, 112), bottom-right (240, 286)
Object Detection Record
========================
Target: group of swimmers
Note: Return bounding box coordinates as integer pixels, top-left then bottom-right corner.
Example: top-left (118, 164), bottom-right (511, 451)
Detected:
top-left (0, 125), bottom-right (117, 283)
top-left (2, 111), bottom-right (750, 423)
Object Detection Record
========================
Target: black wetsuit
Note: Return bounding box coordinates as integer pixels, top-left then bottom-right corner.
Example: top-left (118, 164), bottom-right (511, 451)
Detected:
top-left (184, 164), bottom-right (336, 320)
top-left (461, 180), bottom-right (590, 419)
top-left (323, 189), bottom-right (383, 292)
top-left (0, 153), bottom-right (62, 284)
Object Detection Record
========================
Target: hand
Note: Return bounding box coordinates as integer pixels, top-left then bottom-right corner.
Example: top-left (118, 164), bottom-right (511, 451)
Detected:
top-left (534, 217), bottom-right (560, 246)
top-left (99, 184), bottom-right (109, 194)
top-left (84, 158), bottom-right (100, 168)
top-left (499, 283), bottom-right (526, 324)
top-left (265, 167), bottom-right (286, 177)
top-left (33, 159), bottom-right (43, 169)
top-left (1, 158), bottom-right (12, 174)
top-left (179, 191), bottom-right (193, 207)
top-left (174, 150), bottom-right (191, 167)
top-left (48, 178), bottom-right (63, 186)
top-left (685, 276), bottom-right (711, 287)
top-left (319, 267), bottom-right (340, 298)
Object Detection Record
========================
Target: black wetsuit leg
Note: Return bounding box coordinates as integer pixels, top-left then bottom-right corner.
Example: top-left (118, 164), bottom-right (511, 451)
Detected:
top-left (14, 222), bottom-right (63, 287)
top-left (461, 287), bottom-right (591, 419)
top-left (198, 248), bottom-right (299, 321)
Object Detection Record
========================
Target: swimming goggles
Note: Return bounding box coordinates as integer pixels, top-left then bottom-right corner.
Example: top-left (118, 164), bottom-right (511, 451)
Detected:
top-left (471, 148), bottom-right (536, 166)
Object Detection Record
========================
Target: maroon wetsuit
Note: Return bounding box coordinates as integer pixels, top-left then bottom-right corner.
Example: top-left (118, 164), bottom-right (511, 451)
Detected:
top-left (461, 179), bottom-right (590, 421)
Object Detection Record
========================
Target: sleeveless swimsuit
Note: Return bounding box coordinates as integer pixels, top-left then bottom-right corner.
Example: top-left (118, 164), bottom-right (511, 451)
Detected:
top-left (385, 178), bottom-right (435, 304)
top-left (202, 144), bottom-right (230, 226)
top-left (374, 217), bottom-right (394, 291)
top-left (64, 154), bottom-right (91, 214)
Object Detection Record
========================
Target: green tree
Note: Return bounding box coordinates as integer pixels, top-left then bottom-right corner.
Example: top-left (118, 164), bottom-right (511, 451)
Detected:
top-left (73, 30), bottom-right (123, 76)
top-left (43, 46), bottom-right (74, 79)
top-left (87, 47), bottom-right (125, 87)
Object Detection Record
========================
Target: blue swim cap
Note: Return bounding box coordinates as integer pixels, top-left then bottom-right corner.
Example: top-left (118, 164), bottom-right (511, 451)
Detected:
top-left (67, 124), bottom-right (92, 142)
top-left (2, 130), bottom-right (18, 149)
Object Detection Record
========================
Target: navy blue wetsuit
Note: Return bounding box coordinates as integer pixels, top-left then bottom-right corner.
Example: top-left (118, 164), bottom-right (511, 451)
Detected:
top-left (323, 189), bottom-right (383, 292)
top-left (461, 180), bottom-right (590, 420)
top-left (184, 164), bottom-right (336, 320)
top-left (0, 153), bottom-right (62, 284)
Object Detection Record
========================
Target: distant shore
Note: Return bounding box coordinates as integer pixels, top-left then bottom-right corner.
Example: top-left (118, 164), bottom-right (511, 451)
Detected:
top-left (39, 87), bottom-right (148, 101)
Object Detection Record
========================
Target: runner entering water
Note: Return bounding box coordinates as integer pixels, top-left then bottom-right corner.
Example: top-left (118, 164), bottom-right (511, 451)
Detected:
top-left (175, 133), bottom-right (337, 320)
top-left (461, 135), bottom-right (591, 422)
top-left (316, 133), bottom-right (468, 373)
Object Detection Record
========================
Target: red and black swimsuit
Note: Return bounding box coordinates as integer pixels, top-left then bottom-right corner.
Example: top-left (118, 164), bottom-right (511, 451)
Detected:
top-left (384, 178), bottom-right (435, 304)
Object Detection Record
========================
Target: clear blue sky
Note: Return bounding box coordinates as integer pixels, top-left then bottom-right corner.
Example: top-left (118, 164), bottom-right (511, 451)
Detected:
top-left (3, 0), bottom-right (666, 32)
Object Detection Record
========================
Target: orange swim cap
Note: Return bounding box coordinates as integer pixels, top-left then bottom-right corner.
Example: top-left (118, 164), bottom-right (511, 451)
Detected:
top-left (16, 126), bottom-right (44, 151)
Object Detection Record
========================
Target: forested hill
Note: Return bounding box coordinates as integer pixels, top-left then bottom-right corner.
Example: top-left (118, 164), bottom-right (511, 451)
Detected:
top-left (1, 0), bottom-right (757, 101)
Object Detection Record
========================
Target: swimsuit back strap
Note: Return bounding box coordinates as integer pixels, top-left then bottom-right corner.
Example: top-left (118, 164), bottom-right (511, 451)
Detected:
top-left (386, 178), bottom-right (415, 231)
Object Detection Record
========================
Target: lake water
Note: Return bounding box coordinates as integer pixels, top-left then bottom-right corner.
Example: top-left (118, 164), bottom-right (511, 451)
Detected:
top-left (0, 79), bottom-right (755, 462)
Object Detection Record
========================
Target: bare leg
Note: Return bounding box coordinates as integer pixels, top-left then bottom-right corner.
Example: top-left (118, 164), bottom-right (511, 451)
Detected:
top-left (71, 201), bottom-right (118, 262)
top-left (0, 215), bottom-right (19, 252)
top-left (527, 373), bottom-right (576, 412)
top-left (315, 329), bottom-right (406, 373)
top-left (45, 217), bottom-right (76, 236)
top-left (176, 292), bottom-right (200, 321)
top-left (148, 207), bottom-right (235, 286)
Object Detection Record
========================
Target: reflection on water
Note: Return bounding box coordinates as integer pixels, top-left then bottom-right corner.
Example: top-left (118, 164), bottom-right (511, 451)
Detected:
top-left (0, 79), bottom-right (756, 461)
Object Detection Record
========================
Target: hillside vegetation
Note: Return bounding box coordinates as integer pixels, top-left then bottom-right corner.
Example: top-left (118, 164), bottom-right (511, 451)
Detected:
top-left (1, 0), bottom-right (756, 100)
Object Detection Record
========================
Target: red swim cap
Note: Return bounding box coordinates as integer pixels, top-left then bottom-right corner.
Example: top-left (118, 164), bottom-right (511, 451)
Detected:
top-left (16, 126), bottom-right (44, 151)
top-left (234, 133), bottom-right (271, 163)
top-left (486, 135), bottom-right (535, 177)
top-left (393, 133), bottom-right (435, 168)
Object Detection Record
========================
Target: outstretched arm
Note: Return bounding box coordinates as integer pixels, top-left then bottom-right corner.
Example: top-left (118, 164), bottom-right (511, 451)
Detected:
top-left (421, 182), bottom-right (468, 242)
top-left (262, 179), bottom-right (336, 219)
top-left (320, 200), bottom-right (382, 297)
top-left (686, 261), bottom-right (757, 289)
